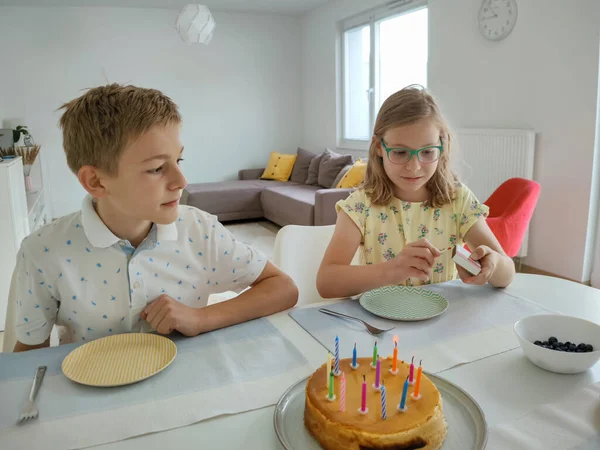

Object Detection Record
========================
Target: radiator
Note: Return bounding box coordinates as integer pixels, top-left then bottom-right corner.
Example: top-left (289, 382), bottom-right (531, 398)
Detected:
top-left (453, 128), bottom-right (536, 257)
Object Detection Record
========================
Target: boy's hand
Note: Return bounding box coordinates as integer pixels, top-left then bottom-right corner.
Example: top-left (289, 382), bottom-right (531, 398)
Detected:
top-left (141, 295), bottom-right (201, 336)
top-left (456, 245), bottom-right (500, 285)
top-left (386, 238), bottom-right (441, 283)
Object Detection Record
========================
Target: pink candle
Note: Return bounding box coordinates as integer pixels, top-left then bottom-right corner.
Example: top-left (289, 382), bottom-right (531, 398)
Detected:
top-left (340, 372), bottom-right (346, 412)
top-left (361, 375), bottom-right (367, 412)
top-left (409, 356), bottom-right (415, 385)
top-left (374, 358), bottom-right (381, 389)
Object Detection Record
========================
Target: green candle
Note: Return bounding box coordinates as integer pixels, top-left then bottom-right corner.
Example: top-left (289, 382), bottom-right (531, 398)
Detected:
top-left (372, 341), bottom-right (378, 366)
top-left (329, 371), bottom-right (335, 399)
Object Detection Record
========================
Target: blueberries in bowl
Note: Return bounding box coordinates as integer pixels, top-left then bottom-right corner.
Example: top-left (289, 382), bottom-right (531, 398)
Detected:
top-left (533, 337), bottom-right (594, 352)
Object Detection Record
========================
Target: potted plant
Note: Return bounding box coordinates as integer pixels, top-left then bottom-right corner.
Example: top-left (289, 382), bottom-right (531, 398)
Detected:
top-left (13, 125), bottom-right (34, 146)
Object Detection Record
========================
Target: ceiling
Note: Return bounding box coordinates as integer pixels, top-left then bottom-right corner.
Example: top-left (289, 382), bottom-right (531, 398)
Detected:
top-left (0, 0), bottom-right (334, 15)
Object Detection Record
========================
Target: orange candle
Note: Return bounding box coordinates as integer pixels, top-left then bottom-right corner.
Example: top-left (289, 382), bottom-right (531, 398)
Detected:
top-left (390, 335), bottom-right (399, 374)
top-left (412, 360), bottom-right (423, 400)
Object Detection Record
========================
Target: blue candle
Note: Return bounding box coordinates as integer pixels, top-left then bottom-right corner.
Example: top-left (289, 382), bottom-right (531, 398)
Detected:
top-left (335, 336), bottom-right (340, 375)
top-left (352, 342), bottom-right (357, 368)
top-left (399, 376), bottom-right (409, 411)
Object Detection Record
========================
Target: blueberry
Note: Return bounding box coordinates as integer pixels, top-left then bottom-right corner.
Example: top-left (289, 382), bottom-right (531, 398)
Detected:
top-left (586, 344), bottom-right (594, 352)
top-left (549, 337), bottom-right (558, 345)
top-left (578, 343), bottom-right (586, 350)
top-left (557, 342), bottom-right (564, 347)
top-left (576, 349), bottom-right (584, 353)
top-left (542, 341), bottom-right (549, 346)
top-left (552, 342), bottom-right (560, 349)
top-left (534, 340), bottom-right (542, 346)
top-left (565, 342), bottom-right (572, 347)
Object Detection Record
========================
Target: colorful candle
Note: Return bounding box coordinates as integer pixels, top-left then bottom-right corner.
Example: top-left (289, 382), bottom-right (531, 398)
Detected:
top-left (409, 356), bottom-right (415, 385)
top-left (340, 372), bottom-right (346, 412)
top-left (391, 338), bottom-right (399, 374)
top-left (381, 382), bottom-right (387, 420)
top-left (328, 371), bottom-right (335, 400)
top-left (412, 360), bottom-right (423, 400)
top-left (372, 341), bottom-right (378, 368)
top-left (373, 358), bottom-right (381, 390)
top-left (351, 342), bottom-right (358, 369)
top-left (326, 353), bottom-right (332, 389)
top-left (358, 375), bottom-right (368, 414)
top-left (334, 336), bottom-right (340, 375)
top-left (398, 376), bottom-right (409, 412)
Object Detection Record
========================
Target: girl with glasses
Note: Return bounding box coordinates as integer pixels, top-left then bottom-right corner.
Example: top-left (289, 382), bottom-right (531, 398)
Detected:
top-left (317, 85), bottom-right (515, 297)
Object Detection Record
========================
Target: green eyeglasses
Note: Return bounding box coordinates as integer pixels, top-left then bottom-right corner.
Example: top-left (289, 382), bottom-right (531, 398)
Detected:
top-left (381, 138), bottom-right (443, 165)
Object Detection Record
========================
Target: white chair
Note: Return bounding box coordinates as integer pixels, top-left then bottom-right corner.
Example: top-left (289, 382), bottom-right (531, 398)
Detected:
top-left (272, 225), bottom-right (359, 306)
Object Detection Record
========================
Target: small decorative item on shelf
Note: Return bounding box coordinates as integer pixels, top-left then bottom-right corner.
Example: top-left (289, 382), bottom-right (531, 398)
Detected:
top-left (14, 145), bottom-right (41, 193)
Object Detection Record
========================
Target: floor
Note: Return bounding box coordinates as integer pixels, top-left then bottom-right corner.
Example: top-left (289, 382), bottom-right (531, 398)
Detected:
top-left (0, 221), bottom-right (280, 351)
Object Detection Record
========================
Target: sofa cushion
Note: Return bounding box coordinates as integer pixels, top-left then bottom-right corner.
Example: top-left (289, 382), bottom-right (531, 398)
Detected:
top-left (318, 149), bottom-right (353, 188)
top-left (331, 163), bottom-right (353, 188)
top-left (290, 147), bottom-right (317, 184)
top-left (260, 152), bottom-right (297, 181)
top-left (261, 184), bottom-right (321, 226)
top-left (305, 153), bottom-right (323, 185)
top-left (185, 180), bottom-right (284, 216)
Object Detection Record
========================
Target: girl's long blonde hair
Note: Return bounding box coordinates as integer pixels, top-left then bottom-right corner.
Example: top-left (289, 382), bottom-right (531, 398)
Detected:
top-left (363, 85), bottom-right (458, 207)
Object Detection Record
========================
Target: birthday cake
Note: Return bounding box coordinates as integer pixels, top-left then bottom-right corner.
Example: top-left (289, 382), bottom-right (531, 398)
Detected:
top-left (304, 357), bottom-right (447, 450)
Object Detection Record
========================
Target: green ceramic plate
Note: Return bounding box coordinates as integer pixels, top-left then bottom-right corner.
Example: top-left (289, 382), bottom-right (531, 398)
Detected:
top-left (359, 285), bottom-right (449, 321)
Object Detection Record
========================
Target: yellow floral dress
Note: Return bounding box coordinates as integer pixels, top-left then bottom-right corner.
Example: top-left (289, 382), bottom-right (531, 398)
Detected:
top-left (336, 184), bottom-right (489, 286)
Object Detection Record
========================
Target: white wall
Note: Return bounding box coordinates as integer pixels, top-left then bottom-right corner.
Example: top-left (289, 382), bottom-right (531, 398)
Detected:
top-left (301, 0), bottom-right (600, 281)
top-left (0, 6), bottom-right (302, 218)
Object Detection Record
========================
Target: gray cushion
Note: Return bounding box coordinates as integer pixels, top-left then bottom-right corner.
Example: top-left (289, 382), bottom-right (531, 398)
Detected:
top-left (305, 153), bottom-right (323, 185)
top-left (331, 163), bottom-right (353, 188)
top-left (318, 149), bottom-right (353, 188)
top-left (290, 147), bottom-right (317, 184)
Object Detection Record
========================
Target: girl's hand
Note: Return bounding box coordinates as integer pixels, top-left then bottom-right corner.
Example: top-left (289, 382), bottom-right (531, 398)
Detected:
top-left (386, 239), bottom-right (441, 284)
top-left (457, 245), bottom-right (501, 285)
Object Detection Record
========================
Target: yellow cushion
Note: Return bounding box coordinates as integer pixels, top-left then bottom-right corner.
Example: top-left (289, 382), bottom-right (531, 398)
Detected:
top-left (337, 159), bottom-right (367, 188)
top-left (260, 152), bottom-right (297, 182)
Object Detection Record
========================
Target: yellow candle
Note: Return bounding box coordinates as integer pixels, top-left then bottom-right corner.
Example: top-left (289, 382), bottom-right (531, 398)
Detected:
top-left (327, 353), bottom-right (332, 389)
top-left (392, 342), bottom-right (398, 372)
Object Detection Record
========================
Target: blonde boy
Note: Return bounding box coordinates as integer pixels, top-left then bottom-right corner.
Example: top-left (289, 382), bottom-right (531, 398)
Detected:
top-left (13, 84), bottom-right (298, 352)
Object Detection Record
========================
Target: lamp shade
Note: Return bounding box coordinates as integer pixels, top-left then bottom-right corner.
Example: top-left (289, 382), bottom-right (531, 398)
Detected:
top-left (175, 4), bottom-right (215, 45)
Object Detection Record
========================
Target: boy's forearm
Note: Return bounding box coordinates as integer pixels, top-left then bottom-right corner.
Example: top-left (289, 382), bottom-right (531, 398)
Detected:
top-left (317, 263), bottom-right (393, 299)
top-left (489, 255), bottom-right (516, 288)
top-left (192, 274), bottom-right (298, 335)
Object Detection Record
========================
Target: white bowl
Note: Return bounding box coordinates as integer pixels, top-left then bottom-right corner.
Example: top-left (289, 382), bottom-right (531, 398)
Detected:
top-left (514, 314), bottom-right (600, 374)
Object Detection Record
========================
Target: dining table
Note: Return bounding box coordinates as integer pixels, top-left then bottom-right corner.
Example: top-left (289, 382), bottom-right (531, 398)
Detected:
top-left (1, 273), bottom-right (599, 450)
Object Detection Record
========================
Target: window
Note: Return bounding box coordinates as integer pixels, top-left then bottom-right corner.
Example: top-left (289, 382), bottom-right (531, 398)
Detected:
top-left (341, 1), bottom-right (428, 146)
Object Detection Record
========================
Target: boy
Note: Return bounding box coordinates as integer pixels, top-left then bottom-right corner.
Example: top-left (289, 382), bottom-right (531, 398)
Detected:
top-left (13, 84), bottom-right (298, 352)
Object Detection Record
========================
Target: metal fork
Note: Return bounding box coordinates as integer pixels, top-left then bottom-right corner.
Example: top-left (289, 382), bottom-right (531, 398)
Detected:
top-left (17, 366), bottom-right (46, 425)
top-left (318, 308), bottom-right (394, 336)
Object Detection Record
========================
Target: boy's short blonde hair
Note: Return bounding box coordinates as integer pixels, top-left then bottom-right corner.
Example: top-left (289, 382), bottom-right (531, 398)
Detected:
top-left (59, 83), bottom-right (181, 175)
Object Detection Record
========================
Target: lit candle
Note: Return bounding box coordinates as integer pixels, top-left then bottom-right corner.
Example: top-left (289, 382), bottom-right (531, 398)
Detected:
top-left (398, 376), bottom-right (409, 412)
top-left (390, 336), bottom-right (399, 375)
top-left (327, 353), bottom-right (332, 389)
top-left (334, 336), bottom-right (340, 376)
top-left (373, 358), bottom-right (381, 390)
top-left (412, 360), bottom-right (423, 400)
top-left (371, 341), bottom-right (378, 368)
top-left (409, 356), bottom-right (415, 385)
top-left (340, 372), bottom-right (346, 412)
top-left (381, 381), bottom-right (387, 420)
top-left (358, 375), bottom-right (368, 414)
top-left (351, 342), bottom-right (359, 369)
top-left (327, 370), bottom-right (335, 401)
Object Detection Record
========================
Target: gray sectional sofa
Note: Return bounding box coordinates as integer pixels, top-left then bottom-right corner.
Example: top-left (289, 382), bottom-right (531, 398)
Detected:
top-left (184, 168), bottom-right (354, 226)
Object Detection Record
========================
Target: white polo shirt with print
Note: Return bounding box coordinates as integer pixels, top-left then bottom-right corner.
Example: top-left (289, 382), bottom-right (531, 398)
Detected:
top-left (14, 195), bottom-right (267, 345)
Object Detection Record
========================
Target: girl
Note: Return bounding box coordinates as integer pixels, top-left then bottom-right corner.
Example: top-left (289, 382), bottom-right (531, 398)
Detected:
top-left (317, 85), bottom-right (514, 298)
